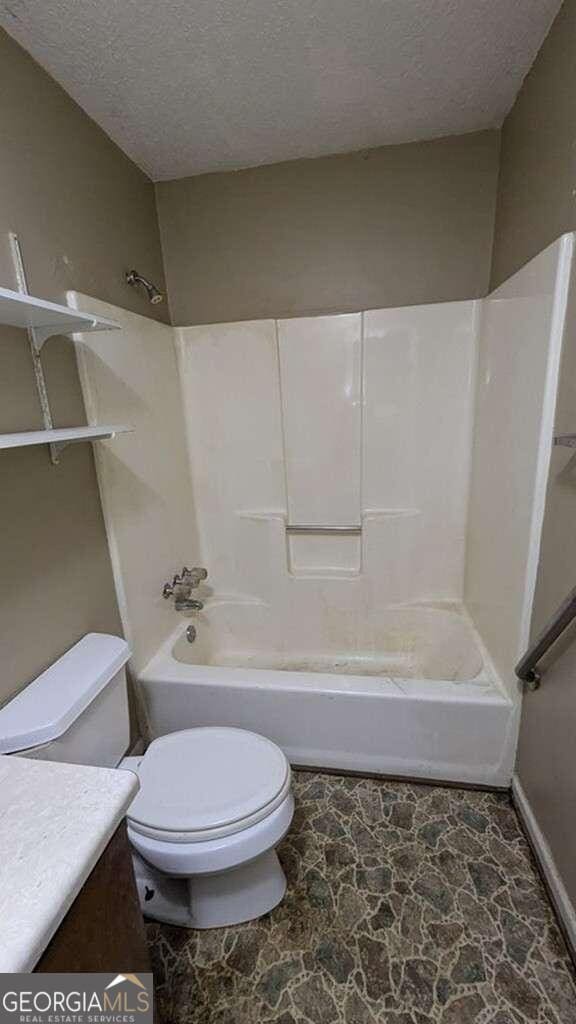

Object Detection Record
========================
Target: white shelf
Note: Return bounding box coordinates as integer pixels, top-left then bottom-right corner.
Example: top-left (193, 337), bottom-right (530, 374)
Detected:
top-left (0, 286), bottom-right (120, 351)
top-left (0, 425), bottom-right (132, 455)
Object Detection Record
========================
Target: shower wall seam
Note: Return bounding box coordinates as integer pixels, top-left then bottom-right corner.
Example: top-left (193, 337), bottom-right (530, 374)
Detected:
top-left (461, 298), bottom-right (485, 609)
top-left (359, 310), bottom-right (365, 574)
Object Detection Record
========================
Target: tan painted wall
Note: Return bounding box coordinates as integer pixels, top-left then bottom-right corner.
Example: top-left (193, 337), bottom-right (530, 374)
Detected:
top-left (156, 130), bottom-right (500, 326)
top-left (516, 269), bottom-right (576, 902)
top-left (491, 0), bottom-right (576, 917)
top-left (491, 0), bottom-right (576, 287)
top-left (0, 29), bottom-right (166, 704)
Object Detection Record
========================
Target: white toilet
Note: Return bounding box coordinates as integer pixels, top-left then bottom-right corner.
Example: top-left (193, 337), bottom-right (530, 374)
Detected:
top-left (0, 633), bottom-right (294, 929)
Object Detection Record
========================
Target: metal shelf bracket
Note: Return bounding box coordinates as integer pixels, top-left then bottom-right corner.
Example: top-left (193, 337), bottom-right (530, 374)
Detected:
top-left (31, 318), bottom-right (100, 354)
top-left (8, 232), bottom-right (60, 464)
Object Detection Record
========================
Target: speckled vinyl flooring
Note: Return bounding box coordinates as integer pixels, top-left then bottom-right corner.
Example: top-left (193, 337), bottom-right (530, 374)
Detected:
top-left (147, 771), bottom-right (576, 1023)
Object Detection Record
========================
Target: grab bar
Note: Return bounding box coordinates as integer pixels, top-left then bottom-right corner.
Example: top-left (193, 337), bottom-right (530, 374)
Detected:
top-left (515, 584), bottom-right (576, 689)
top-left (286, 524), bottom-right (361, 534)
top-left (554, 435), bottom-right (576, 448)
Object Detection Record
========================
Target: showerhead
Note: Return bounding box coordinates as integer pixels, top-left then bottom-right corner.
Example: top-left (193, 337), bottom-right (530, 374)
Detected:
top-left (125, 269), bottom-right (164, 304)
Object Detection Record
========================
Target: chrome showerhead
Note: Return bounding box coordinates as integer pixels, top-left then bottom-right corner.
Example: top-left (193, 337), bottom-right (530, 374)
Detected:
top-left (125, 269), bottom-right (164, 304)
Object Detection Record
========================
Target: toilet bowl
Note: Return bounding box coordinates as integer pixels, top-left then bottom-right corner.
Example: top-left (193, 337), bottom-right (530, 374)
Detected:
top-left (0, 633), bottom-right (294, 931)
top-left (122, 726), bottom-right (295, 928)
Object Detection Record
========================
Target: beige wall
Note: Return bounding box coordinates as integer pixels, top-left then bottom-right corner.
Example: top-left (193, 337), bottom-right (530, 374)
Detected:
top-left (515, 268), bottom-right (576, 907)
top-left (491, 0), bottom-right (576, 287)
top-left (156, 130), bottom-right (500, 326)
top-left (0, 28), bottom-right (166, 703)
top-left (490, 0), bottom-right (576, 926)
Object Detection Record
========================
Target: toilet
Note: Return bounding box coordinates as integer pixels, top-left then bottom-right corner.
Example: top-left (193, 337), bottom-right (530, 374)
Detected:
top-left (0, 633), bottom-right (294, 929)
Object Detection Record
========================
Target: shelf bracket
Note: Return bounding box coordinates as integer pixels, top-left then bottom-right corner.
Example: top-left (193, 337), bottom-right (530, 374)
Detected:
top-left (31, 318), bottom-right (100, 354)
top-left (50, 439), bottom-right (73, 458)
top-left (8, 232), bottom-right (60, 465)
top-left (30, 328), bottom-right (57, 355)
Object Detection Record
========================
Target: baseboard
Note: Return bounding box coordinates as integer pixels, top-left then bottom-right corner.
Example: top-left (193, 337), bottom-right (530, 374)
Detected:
top-left (293, 763), bottom-right (508, 792)
top-left (512, 774), bottom-right (576, 961)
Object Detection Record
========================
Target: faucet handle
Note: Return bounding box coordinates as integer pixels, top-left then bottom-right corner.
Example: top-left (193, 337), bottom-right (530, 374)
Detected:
top-left (163, 567), bottom-right (207, 600)
top-left (181, 566), bottom-right (208, 586)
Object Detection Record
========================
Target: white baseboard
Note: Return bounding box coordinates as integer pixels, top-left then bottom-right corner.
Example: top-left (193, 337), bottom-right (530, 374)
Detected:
top-left (512, 774), bottom-right (576, 958)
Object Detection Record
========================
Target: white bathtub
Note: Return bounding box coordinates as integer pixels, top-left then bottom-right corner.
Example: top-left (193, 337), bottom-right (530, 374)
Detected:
top-left (138, 600), bottom-right (516, 786)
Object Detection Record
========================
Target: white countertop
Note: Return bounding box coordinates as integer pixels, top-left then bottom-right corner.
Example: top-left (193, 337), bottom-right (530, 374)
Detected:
top-left (0, 755), bottom-right (139, 972)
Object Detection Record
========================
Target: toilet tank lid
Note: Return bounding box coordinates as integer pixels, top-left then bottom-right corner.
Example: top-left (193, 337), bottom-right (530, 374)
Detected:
top-left (0, 633), bottom-right (130, 755)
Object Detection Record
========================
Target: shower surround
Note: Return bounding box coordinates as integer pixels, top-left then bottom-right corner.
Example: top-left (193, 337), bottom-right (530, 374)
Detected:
top-left (69, 233), bottom-right (575, 786)
top-left (176, 302), bottom-right (475, 611)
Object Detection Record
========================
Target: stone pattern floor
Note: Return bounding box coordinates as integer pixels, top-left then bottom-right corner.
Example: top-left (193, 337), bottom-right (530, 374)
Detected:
top-left (147, 771), bottom-right (576, 1023)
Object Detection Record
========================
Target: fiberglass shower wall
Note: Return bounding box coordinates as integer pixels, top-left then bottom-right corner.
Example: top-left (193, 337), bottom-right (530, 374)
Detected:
top-left (69, 235), bottom-right (575, 693)
top-left (465, 234), bottom-right (575, 698)
top-left (175, 300), bottom-right (478, 647)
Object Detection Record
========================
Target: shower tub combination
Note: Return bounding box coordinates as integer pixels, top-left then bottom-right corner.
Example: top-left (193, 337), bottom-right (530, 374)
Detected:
top-left (139, 599), bottom-right (515, 788)
top-left (71, 236), bottom-right (574, 792)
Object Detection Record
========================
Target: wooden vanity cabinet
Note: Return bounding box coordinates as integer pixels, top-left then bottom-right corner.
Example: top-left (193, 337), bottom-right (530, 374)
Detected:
top-left (35, 822), bottom-right (151, 973)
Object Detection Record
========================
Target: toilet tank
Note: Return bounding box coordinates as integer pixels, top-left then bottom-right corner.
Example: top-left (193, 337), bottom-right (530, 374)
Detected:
top-left (0, 634), bottom-right (131, 768)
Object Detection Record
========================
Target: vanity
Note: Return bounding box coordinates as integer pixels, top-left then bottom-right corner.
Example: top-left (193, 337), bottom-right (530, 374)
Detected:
top-left (0, 755), bottom-right (147, 973)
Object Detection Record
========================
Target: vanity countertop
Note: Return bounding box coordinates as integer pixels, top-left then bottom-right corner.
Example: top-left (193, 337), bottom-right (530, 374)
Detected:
top-left (0, 754), bottom-right (139, 972)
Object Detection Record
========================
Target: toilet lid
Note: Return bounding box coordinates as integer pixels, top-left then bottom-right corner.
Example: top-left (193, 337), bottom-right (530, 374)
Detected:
top-left (127, 727), bottom-right (291, 841)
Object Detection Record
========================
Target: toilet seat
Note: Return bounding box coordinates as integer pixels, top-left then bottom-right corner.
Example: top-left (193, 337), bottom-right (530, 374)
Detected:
top-left (128, 792), bottom-right (295, 878)
top-left (127, 726), bottom-right (291, 844)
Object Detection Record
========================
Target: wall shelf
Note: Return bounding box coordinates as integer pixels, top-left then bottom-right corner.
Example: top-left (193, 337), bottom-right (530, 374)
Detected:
top-left (0, 425), bottom-right (132, 457)
top-left (2, 233), bottom-right (127, 466)
top-left (0, 285), bottom-right (120, 353)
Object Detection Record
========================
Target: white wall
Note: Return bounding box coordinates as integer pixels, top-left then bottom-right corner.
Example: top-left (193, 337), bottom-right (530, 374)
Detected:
top-left (69, 293), bottom-right (201, 672)
top-left (464, 235), bottom-right (574, 699)
top-left (277, 314), bottom-right (362, 528)
top-left (176, 301), bottom-right (478, 643)
top-left (363, 303), bottom-right (478, 601)
top-left (175, 319), bottom-right (287, 602)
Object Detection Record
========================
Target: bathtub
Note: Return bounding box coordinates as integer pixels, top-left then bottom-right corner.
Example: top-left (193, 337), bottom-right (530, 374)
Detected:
top-left (138, 600), bottom-right (516, 787)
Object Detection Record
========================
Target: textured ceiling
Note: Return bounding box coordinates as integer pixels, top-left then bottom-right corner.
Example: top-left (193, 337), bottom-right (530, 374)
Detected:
top-left (0, 0), bottom-right (562, 181)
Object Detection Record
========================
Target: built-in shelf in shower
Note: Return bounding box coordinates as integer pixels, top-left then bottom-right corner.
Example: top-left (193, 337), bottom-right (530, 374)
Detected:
top-left (0, 425), bottom-right (132, 455)
top-left (286, 524), bottom-right (361, 534)
top-left (0, 285), bottom-right (120, 352)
